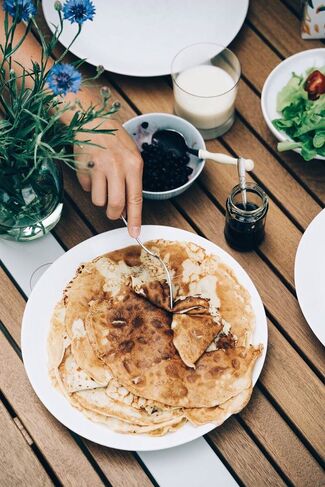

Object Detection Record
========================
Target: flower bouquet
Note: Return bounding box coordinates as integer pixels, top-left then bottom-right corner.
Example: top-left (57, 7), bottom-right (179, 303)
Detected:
top-left (0, 0), bottom-right (119, 241)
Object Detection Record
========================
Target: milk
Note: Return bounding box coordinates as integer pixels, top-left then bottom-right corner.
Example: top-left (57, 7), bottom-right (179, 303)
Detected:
top-left (173, 65), bottom-right (237, 131)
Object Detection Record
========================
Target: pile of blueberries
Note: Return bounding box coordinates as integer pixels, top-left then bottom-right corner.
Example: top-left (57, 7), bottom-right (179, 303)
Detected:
top-left (141, 142), bottom-right (193, 192)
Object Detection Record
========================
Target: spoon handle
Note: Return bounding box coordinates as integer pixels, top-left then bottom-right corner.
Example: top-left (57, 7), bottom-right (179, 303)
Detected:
top-left (198, 149), bottom-right (254, 171)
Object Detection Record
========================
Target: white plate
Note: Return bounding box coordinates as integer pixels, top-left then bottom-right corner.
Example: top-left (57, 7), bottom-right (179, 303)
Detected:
top-left (21, 226), bottom-right (267, 451)
top-left (42, 0), bottom-right (248, 77)
top-left (295, 209), bottom-right (325, 346)
top-left (261, 48), bottom-right (325, 161)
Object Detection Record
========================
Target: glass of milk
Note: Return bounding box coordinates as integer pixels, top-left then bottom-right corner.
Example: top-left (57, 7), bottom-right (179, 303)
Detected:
top-left (171, 43), bottom-right (241, 140)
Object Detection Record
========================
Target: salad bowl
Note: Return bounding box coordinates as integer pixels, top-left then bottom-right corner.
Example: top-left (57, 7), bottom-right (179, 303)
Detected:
top-left (261, 48), bottom-right (325, 161)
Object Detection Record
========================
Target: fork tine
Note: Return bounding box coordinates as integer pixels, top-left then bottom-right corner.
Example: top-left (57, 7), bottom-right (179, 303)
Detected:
top-left (120, 216), bottom-right (174, 309)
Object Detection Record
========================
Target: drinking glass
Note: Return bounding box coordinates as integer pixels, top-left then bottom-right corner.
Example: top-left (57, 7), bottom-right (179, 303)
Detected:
top-left (171, 43), bottom-right (241, 140)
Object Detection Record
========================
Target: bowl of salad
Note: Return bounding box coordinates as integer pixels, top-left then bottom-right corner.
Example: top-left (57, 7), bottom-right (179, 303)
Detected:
top-left (261, 48), bottom-right (325, 161)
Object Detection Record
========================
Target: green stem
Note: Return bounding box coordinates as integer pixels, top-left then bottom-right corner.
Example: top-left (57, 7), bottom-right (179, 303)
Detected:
top-left (50, 24), bottom-right (82, 68)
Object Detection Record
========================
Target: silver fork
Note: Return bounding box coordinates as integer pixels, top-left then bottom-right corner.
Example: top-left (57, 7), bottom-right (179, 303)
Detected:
top-left (121, 216), bottom-right (173, 309)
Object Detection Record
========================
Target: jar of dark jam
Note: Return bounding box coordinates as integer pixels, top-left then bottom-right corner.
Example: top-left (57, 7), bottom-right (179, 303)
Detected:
top-left (224, 183), bottom-right (269, 251)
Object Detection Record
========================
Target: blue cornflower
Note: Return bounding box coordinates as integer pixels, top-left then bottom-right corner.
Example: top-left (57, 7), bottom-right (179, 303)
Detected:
top-left (47, 63), bottom-right (82, 96)
top-left (63, 0), bottom-right (95, 24)
top-left (2, 0), bottom-right (36, 22)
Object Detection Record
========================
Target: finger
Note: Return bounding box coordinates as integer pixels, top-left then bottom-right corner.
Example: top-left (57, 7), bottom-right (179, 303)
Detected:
top-left (76, 170), bottom-right (91, 192)
top-left (91, 171), bottom-right (107, 206)
top-left (107, 172), bottom-right (126, 220)
top-left (126, 161), bottom-right (143, 238)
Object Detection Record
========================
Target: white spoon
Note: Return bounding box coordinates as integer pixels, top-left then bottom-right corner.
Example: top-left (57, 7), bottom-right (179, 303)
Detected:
top-left (152, 129), bottom-right (254, 171)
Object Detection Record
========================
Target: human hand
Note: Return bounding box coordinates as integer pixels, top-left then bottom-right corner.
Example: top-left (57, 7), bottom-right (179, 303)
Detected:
top-left (74, 120), bottom-right (143, 238)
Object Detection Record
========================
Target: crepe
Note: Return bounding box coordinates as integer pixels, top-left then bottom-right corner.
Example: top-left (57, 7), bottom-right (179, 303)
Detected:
top-left (86, 292), bottom-right (262, 408)
top-left (64, 263), bottom-right (105, 338)
top-left (48, 239), bottom-right (262, 436)
top-left (144, 240), bottom-right (255, 346)
top-left (50, 303), bottom-right (185, 432)
top-left (171, 306), bottom-right (223, 368)
top-left (71, 335), bottom-right (112, 386)
top-left (48, 301), bottom-right (70, 374)
top-left (184, 387), bottom-right (252, 426)
top-left (80, 408), bottom-right (186, 436)
top-left (58, 347), bottom-right (103, 393)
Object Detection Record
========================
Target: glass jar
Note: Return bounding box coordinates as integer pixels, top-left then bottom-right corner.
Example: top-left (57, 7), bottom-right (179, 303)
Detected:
top-left (224, 183), bottom-right (269, 251)
top-left (0, 158), bottom-right (63, 241)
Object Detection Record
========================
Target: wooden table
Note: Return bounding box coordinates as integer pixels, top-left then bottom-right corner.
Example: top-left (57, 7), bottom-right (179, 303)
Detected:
top-left (1, 1), bottom-right (324, 486)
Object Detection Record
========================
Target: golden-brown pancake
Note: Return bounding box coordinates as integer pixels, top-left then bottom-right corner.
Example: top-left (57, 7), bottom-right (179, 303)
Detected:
top-left (171, 312), bottom-right (223, 368)
top-left (64, 263), bottom-right (105, 338)
top-left (80, 408), bottom-right (185, 436)
top-left (49, 239), bottom-right (261, 435)
top-left (71, 335), bottom-right (112, 386)
top-left (184, 387), bottom-right (252, 425)
top-left (145, 240), bottom-right (255, 345)
top-left (86, 293), bottom-right (262, 408)
top-left (53, 317), bottom-right (184, 429)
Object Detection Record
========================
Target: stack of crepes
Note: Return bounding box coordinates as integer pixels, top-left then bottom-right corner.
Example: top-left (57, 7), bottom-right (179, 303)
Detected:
top-left (48, 240), bottom-right (263, 436)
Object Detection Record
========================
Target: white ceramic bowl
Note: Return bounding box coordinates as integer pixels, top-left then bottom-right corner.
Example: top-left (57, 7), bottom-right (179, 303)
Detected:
top-left (261, 48), bottom-right (325, 161)
top-left (123, 113), bottom-right (206, 199)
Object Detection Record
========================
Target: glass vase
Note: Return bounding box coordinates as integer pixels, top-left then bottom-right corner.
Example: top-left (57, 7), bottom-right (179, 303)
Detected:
top-left (0, 158), bottom-right (63, 241)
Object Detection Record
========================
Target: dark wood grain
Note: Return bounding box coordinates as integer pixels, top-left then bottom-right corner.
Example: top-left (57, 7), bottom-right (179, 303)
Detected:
top-left (0, 401), bottom-right (52, 487)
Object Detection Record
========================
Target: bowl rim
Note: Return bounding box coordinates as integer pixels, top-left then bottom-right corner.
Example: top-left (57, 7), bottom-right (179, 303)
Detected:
top-left (261, 48), bottom-right (325, 161)
top-left (123, 112), bottom-right (206, 195)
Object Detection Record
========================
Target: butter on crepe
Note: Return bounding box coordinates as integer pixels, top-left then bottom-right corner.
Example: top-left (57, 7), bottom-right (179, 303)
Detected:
top-left (86, 292), bottom-right (262, 408)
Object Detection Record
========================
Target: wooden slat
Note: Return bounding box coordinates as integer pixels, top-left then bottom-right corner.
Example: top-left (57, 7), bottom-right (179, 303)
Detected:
top-left (261, 322), bottom-right (324, 457)
top-left (209, 417), bottom-right (287, 487)
top-left (85, 445), bottom-right (153, 487)
top-left (0, 400), bottom-right (52, 487)
top-left (54, 198), bottom-right (93, 248)
top-left (0, 332), bottom-right (105, 487)
top-left (248, 0), bottom-right (324, 55)
top-left (230, 24), bottom-right (280, 91)
top-left (240, 389), bottom-right (325, 487)
top-left (0, 267), bottom-right (25, 343)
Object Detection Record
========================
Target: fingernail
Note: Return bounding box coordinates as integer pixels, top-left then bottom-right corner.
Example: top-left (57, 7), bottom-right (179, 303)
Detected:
top-left (129, 226), bottom-right (141, 238)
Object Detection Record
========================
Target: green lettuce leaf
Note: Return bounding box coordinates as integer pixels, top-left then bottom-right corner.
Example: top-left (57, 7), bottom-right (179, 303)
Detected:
top-left (272, 66), bottom-right (325, 161)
